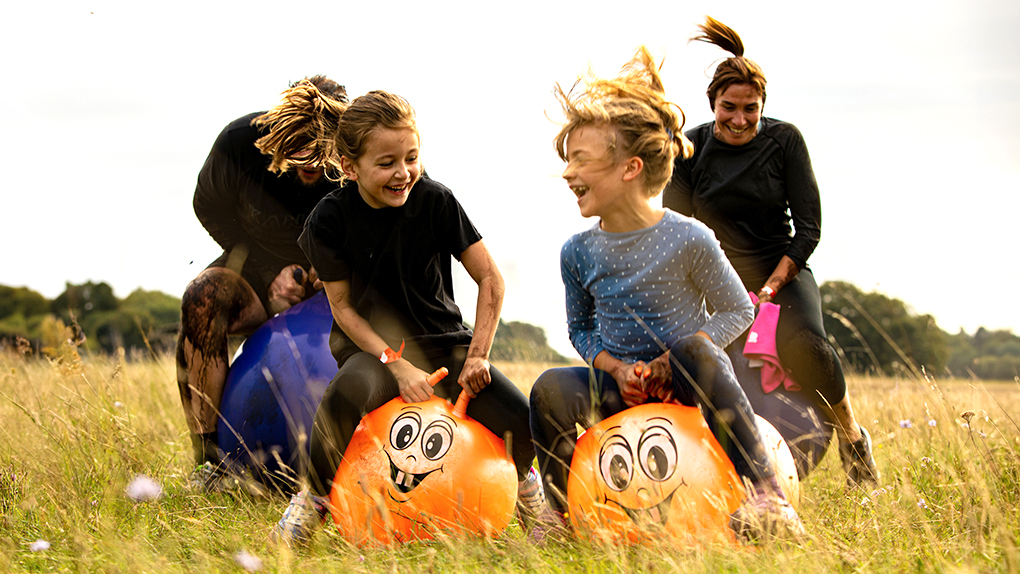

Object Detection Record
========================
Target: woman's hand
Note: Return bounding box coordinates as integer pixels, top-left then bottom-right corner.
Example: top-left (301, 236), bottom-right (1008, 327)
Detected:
top-left (458, 357), bottom-right (492, 398)
top-left (387, 359), bottom-right (434, 403)
top-left (757, 255), bottom-right (800, 306)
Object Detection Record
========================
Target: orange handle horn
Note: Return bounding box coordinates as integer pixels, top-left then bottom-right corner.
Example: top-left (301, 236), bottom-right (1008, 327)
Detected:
top-left (452, 390), bottom-right (471, 419)
top-left (426, 367), bottom-right (449, 387)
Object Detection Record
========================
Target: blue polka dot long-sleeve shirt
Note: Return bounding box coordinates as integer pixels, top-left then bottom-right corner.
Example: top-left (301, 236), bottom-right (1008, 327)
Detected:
top-left (561, 210), bottom-right (754, 364)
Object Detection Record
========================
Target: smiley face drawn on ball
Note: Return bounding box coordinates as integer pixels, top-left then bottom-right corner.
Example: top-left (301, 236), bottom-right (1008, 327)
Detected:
top-left (384, 405), bottom-right (456, 503)
top-left (597, 416), bottom-right (687, 525)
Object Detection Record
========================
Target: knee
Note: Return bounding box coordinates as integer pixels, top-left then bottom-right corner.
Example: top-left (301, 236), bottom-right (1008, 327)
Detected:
top-left (530, 367), bottom-right (585, 407)
top-left (180, 269), bottom-right (245, 330)
top-left (781, 330), bottom-right (837, 370)
top-left (669, 334), bottom-right (729, 371)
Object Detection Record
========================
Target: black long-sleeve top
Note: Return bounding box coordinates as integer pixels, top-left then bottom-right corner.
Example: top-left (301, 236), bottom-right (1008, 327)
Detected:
top-left (664, 117), bottom-right (821, 282)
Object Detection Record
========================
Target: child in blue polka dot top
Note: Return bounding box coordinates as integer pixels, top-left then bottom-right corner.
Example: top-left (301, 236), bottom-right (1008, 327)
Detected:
top-left (529, 47), bottom-right (806, 542)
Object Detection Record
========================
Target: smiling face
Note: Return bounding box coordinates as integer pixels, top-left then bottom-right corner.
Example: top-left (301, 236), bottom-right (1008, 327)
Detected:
top-left (712, 83), bottom-right (763, 146)
top-left (562, 124), bottom-right (631, 220)
top-left (597, 417), bottom-right (682, 526)
top-left (342, 127), bottom-right (421, 209)
top-left (566, 403), bottom-right (744, 544)
top-left (384, 405), bottom-right (455, 501)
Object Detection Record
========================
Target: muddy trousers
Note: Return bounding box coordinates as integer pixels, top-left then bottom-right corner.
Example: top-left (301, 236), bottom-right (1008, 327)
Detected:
top-left (529, 335), bottom-right (773, 513)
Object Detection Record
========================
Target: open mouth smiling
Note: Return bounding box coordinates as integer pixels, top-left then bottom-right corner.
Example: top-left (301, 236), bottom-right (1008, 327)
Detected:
top-left (605, 485), bottom-right (682, 526)
top-left (386, 451), bottom-right (442, 500)
top-left (571, 186), bottom-right (589, 198)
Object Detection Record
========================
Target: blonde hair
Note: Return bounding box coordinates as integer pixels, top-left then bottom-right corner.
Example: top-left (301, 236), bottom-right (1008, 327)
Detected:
top-left (553, 47), bottom-right (694, 197)
top-left (253, 75), bottom-right (349, 177)
top-left (334, 90), bottom-right (418, 184)
top-left (691, 16), bottom-right (767, 110)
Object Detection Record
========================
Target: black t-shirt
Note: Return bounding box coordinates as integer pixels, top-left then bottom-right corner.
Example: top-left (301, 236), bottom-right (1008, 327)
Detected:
top-left (193, 112), bottom-right (337, 290)
top-left (664, 117), bottom-right (821, 283)
top-left (299, 177), bottom-right (481, 359)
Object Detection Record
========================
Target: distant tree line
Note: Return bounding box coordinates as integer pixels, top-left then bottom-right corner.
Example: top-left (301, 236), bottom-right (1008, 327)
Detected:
top-left (820, 281), bottom-right (1018, 380)
top-left (1, 281), bottom-right (1016, 379)
top-left (0, 282), bottom-right (572, 364)
top-left (0, 282), bottom-right (180, 357)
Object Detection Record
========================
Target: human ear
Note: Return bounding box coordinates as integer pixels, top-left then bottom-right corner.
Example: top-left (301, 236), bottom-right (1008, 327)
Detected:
top-left (621, 156), bottom-right (644, 183)
top-left (340, 156), bottom-right (359, 181)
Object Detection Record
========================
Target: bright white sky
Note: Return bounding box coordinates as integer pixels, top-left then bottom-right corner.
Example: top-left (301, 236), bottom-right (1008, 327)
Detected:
top-left (2, 0), bottom-right (1018, 358)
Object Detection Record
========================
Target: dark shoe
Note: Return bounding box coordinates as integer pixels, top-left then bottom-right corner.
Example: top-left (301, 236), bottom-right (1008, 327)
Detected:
top-left (839, 426), bottom-right (880, 489)
top-left (189, 461), bottom-right (240, 492)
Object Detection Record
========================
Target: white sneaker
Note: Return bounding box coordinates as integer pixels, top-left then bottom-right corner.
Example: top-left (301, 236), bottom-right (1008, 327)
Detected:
top-left (515, 466), bottom-right (546, 528)
top-left (269, 489), bottom-right (329, 546)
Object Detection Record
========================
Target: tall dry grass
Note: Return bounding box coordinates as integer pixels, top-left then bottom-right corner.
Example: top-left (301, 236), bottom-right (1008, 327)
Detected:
top-left (0, 344), bottom-right (1018, 572)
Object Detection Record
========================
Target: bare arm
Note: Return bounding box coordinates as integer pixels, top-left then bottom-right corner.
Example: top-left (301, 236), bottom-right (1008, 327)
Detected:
top-left (757, 255), bottom-right (799, 304)
top-left (457, 240), bottom-right (505, 398)
top-left (321, 279), bottom-right (433, 402)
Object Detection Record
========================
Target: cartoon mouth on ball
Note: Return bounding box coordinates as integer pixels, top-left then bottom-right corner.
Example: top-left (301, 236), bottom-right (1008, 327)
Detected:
top-left (386, 451), bottom-right (442, 497)
top-left (605, 486), bottom-right (681, 526)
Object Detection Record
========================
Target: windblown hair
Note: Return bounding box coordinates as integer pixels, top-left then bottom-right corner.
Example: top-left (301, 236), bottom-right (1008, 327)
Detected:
top-left (334, 90), bottom-right (418, 184)
top-left (553, 47), bottom-right (694, 197)
top-left (691, 16), bottom-right (767, 110)
top-left (253, 75), bottom-right (349, 176)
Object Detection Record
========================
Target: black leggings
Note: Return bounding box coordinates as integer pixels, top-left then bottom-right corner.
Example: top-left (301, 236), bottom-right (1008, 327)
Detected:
top-left (745, 268), bottom-right (847, 406)
top-left (308, 347), bottom-right (534, 496)
top-left (529, 335), bottom-right (774, 513)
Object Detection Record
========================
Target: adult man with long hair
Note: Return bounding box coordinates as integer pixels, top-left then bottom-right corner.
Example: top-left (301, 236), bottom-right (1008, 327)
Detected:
top-left (177, 76), bottom-right (347, 488)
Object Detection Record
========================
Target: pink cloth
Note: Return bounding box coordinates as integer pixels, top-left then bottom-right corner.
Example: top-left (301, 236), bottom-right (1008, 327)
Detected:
top-left (743, 294), bottom-right (801, 393)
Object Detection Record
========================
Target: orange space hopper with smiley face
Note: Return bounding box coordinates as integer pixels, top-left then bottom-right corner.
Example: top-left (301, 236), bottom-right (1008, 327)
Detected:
top-left (329, 368), bottom-right (518, 546)
top-left (566, 402), bottom-right (800, 544)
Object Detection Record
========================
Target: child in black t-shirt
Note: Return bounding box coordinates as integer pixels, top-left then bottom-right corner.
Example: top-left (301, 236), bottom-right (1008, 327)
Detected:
top-left (269, 90), bottom-right (545, 545)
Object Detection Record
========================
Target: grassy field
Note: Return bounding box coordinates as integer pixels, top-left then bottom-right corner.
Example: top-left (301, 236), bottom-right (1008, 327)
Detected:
top-left (1, 346), bottom-right (1018, 573)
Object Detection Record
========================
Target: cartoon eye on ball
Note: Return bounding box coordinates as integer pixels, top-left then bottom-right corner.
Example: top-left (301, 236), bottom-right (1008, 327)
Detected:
top-left (385, 407), bottom-right (455, 496)
top-left (595, 419), bottom-right (686, 526)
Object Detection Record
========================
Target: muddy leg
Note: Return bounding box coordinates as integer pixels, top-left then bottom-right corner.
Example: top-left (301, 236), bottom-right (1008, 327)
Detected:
top-left (176, 267), bottom-right (267, 464)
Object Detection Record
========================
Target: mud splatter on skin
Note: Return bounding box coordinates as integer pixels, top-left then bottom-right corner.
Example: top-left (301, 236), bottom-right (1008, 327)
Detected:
top-left (175, 272), bottom-right (249, 427)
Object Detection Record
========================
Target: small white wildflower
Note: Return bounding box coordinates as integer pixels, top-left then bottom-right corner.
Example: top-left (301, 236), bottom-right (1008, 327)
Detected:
top-left (870, 487), bottom-right (887, 497)
top-left (860, 496), bottom-right (871, 506)
top-left (234, 550), bottom-right (263, 572)
top-left (125, 475), bottom-right (162, 502)
top-left (978, 431), bottom-right (987, 438)
top-left (917, 498), bottom-right (927, 509)
top-left (928, 419), bottom-right (936, 427)
top-left (114, 401), bottom-right (124, 409)
top-left (899, 419), bottom-right (913, 429)
top-left (29, 539), bottom-right (50, 552)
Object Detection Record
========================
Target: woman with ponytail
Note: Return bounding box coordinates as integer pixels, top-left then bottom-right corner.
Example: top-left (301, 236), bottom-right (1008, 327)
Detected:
top-left (664, 17), bottom-right (879, 489)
